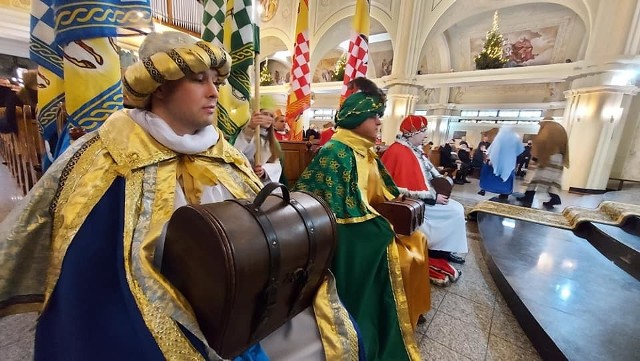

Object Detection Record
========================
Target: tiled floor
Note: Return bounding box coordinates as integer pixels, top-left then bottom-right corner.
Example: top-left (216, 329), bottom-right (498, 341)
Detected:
top-left (415, 220), bottom-right (542, 361)
top-left (1, 161), bottom-right (639, 360)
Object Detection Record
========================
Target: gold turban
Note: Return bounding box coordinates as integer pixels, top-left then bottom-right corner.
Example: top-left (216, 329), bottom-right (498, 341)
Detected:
top-left (123, 32), bottom-right (231, 108)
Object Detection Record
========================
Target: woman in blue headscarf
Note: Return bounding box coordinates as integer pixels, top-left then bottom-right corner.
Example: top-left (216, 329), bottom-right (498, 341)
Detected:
top-left (478, 126), bottom-right (524, 198)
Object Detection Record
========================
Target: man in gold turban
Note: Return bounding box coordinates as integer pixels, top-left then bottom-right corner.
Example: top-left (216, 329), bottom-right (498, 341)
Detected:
top-left (296, 78), bottom-right (427, 361)
top-left (0, 32), bottom-right (361, 360)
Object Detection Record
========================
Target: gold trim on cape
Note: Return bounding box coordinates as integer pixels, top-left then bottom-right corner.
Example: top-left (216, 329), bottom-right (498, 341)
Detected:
top-left (123, 169), bottom-right (206, 360)
top-left (313, 273), bottom-right (360, 360)
top-left (0, 131), bottom-right (108, 316)
top-left (386, 239), bottom-right (422, 360)
top-left (47, 137), bottom-right (119, 304)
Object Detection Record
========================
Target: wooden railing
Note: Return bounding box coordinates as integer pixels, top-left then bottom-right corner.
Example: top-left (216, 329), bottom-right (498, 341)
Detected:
top-left (0, 105), bottom-right (46, 194)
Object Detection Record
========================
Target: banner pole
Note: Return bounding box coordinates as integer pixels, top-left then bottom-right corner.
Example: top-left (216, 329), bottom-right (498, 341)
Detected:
top-left (253, 1), bottom-right (262, 165)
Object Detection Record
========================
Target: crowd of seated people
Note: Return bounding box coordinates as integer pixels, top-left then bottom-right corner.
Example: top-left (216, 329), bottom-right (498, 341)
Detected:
top-left (0, 71), bottom-right (38, 135)
top-left (438, 139), bottom-right (471, 184)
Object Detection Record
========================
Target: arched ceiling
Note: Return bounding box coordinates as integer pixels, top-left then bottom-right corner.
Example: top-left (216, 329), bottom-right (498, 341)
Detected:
top-left (419, 1), bottom-right (588, 73)
top-left (310, 16), bottom-right (390, 75)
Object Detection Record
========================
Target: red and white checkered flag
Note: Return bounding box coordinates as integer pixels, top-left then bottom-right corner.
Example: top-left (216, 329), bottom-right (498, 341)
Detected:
top-left (285, 0), bottom-right (310, 141)
top-left (340, 0), bottom-right (371, 104)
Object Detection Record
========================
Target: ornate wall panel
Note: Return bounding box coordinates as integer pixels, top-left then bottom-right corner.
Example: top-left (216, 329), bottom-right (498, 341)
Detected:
top-left (442, 3), bottom-right (584, 71)
top-left (449, 83), bottom-right (551, 104)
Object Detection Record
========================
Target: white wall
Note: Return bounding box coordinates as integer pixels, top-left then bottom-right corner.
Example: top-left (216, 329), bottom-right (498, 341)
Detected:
top-left (444, 121), bottom-right (540, 150)
top-left (0, 7), bottom-right (30, 58)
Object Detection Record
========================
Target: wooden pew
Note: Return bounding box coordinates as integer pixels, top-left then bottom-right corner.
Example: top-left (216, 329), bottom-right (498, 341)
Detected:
top-left (279, 140), bottom-right (319, 186)
top-left (21, 105), bottom-right (45, 189)
top-left (14, 106), bottom-right (33, 194)
top-left (0, 107), bottom-right (9, 163)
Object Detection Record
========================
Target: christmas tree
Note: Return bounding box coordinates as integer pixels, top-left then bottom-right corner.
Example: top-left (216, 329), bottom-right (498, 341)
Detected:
top-left (260, 59), bottom-right (273, 86)
top-left (332, 54), bottom-right (347, 81)
top-left (474, 11), bottom-right (507, 70)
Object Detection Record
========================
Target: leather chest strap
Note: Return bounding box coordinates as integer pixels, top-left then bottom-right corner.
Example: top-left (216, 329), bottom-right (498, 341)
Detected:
top-left (287, 197), bottom-right (318, 316)
top-left (235, 183), bottom-right (288, 340)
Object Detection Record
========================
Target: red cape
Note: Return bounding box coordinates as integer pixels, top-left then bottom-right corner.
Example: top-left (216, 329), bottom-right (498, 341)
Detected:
top-left (381, 142), bottom-right (429, 192)
top-left (318, 128), bottom-right (335, 146)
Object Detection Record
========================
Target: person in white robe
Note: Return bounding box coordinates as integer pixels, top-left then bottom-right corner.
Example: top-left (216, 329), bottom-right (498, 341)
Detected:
top-left (234, 109), bottom-right (284, 185)
top-left (381, 115), bottom-right (468, 287)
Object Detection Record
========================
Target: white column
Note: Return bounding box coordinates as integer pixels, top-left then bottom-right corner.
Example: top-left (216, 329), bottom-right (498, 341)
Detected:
top-left (378, 0), bottom-right (429, 145)
top-left (561, 78), bottom-right (638, 191)
top-left (381, 88), bottom-right (420, 145)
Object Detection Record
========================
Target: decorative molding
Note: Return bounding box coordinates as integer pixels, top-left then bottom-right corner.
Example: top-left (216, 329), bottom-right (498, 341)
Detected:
top-left (0, 6), bottom-right (29, 58)
top-left (564, 85), bottom-right (639, 97)
top-left (416, 62), bottom-right (578, 88)
top-left (448, 101), bottom-right (566, 110)
top-left (282, 4), bottom-right (291, 18)
top-left (6, 0), bottom-right (30, 11)
top-left (260, 0), bottom-right (279, 23)
top-left (452, 86), bottom-right (465, 103)
top-left (552, 15), bottom-right (577, 63)
top-left (377, 0), bottom-right (393, 14)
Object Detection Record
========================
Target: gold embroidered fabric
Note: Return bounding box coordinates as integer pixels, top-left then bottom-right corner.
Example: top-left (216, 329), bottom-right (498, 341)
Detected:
top-left (123, 169), bottom-right (208, 360)
top-left (468, 200), bottom-right (640, 230)
top-left (333, 129), bottom-right (395, 214)
top-left (1, 109), bottom-right (364, 358)
top-left (0, 131), bottom-right (104, 316)
top-left (47, 138), bottom-right (119, 303)
top-left (386, 239), bottom-right (422, 360)
top-left (313, 273), bottom-right (360, 361)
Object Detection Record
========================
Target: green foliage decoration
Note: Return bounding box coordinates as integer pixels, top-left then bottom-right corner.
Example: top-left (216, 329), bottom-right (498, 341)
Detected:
top-left (474, 11), bottom-right (508, 70)
top-left (332, 54), bottom-right (347, 81)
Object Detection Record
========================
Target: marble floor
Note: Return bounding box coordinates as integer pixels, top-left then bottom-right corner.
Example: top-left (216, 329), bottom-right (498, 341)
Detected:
top-left (1, 160), bottom-right (639, 360)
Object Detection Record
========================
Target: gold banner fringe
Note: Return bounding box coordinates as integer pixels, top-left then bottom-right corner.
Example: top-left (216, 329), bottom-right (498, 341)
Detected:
top-left (468, 200), bottom-right (640, 230)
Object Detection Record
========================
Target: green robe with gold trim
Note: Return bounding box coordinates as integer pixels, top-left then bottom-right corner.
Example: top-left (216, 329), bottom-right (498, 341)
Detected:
top-left (295, 129), bottom-right (421, 361)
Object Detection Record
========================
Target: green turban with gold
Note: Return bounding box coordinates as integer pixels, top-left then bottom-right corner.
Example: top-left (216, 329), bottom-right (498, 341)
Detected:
top-left (334, 92), bottom-right (386, 129)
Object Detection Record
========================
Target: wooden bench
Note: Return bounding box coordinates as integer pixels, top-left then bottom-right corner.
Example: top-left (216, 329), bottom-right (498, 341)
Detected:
top-left (609, 177), bottom-right (640, 191)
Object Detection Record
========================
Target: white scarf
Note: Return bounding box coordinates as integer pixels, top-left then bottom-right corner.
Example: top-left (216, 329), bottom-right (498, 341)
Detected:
top-left (129, 109), bottom-right (219, 154)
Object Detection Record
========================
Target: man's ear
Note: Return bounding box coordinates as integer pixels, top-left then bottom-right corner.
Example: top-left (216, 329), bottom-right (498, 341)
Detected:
top-left (154, 84), bottom-right (168, 100)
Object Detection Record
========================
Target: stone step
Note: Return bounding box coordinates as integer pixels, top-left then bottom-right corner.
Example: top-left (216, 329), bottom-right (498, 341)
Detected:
top-left (575, 221), bottom-right (640, 281)
top-left (476, 212), bottom-right (640, 361)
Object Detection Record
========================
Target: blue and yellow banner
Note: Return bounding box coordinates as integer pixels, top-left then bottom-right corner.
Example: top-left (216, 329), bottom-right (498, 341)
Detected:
top-left (30, 0), bottom-right (152, 169)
